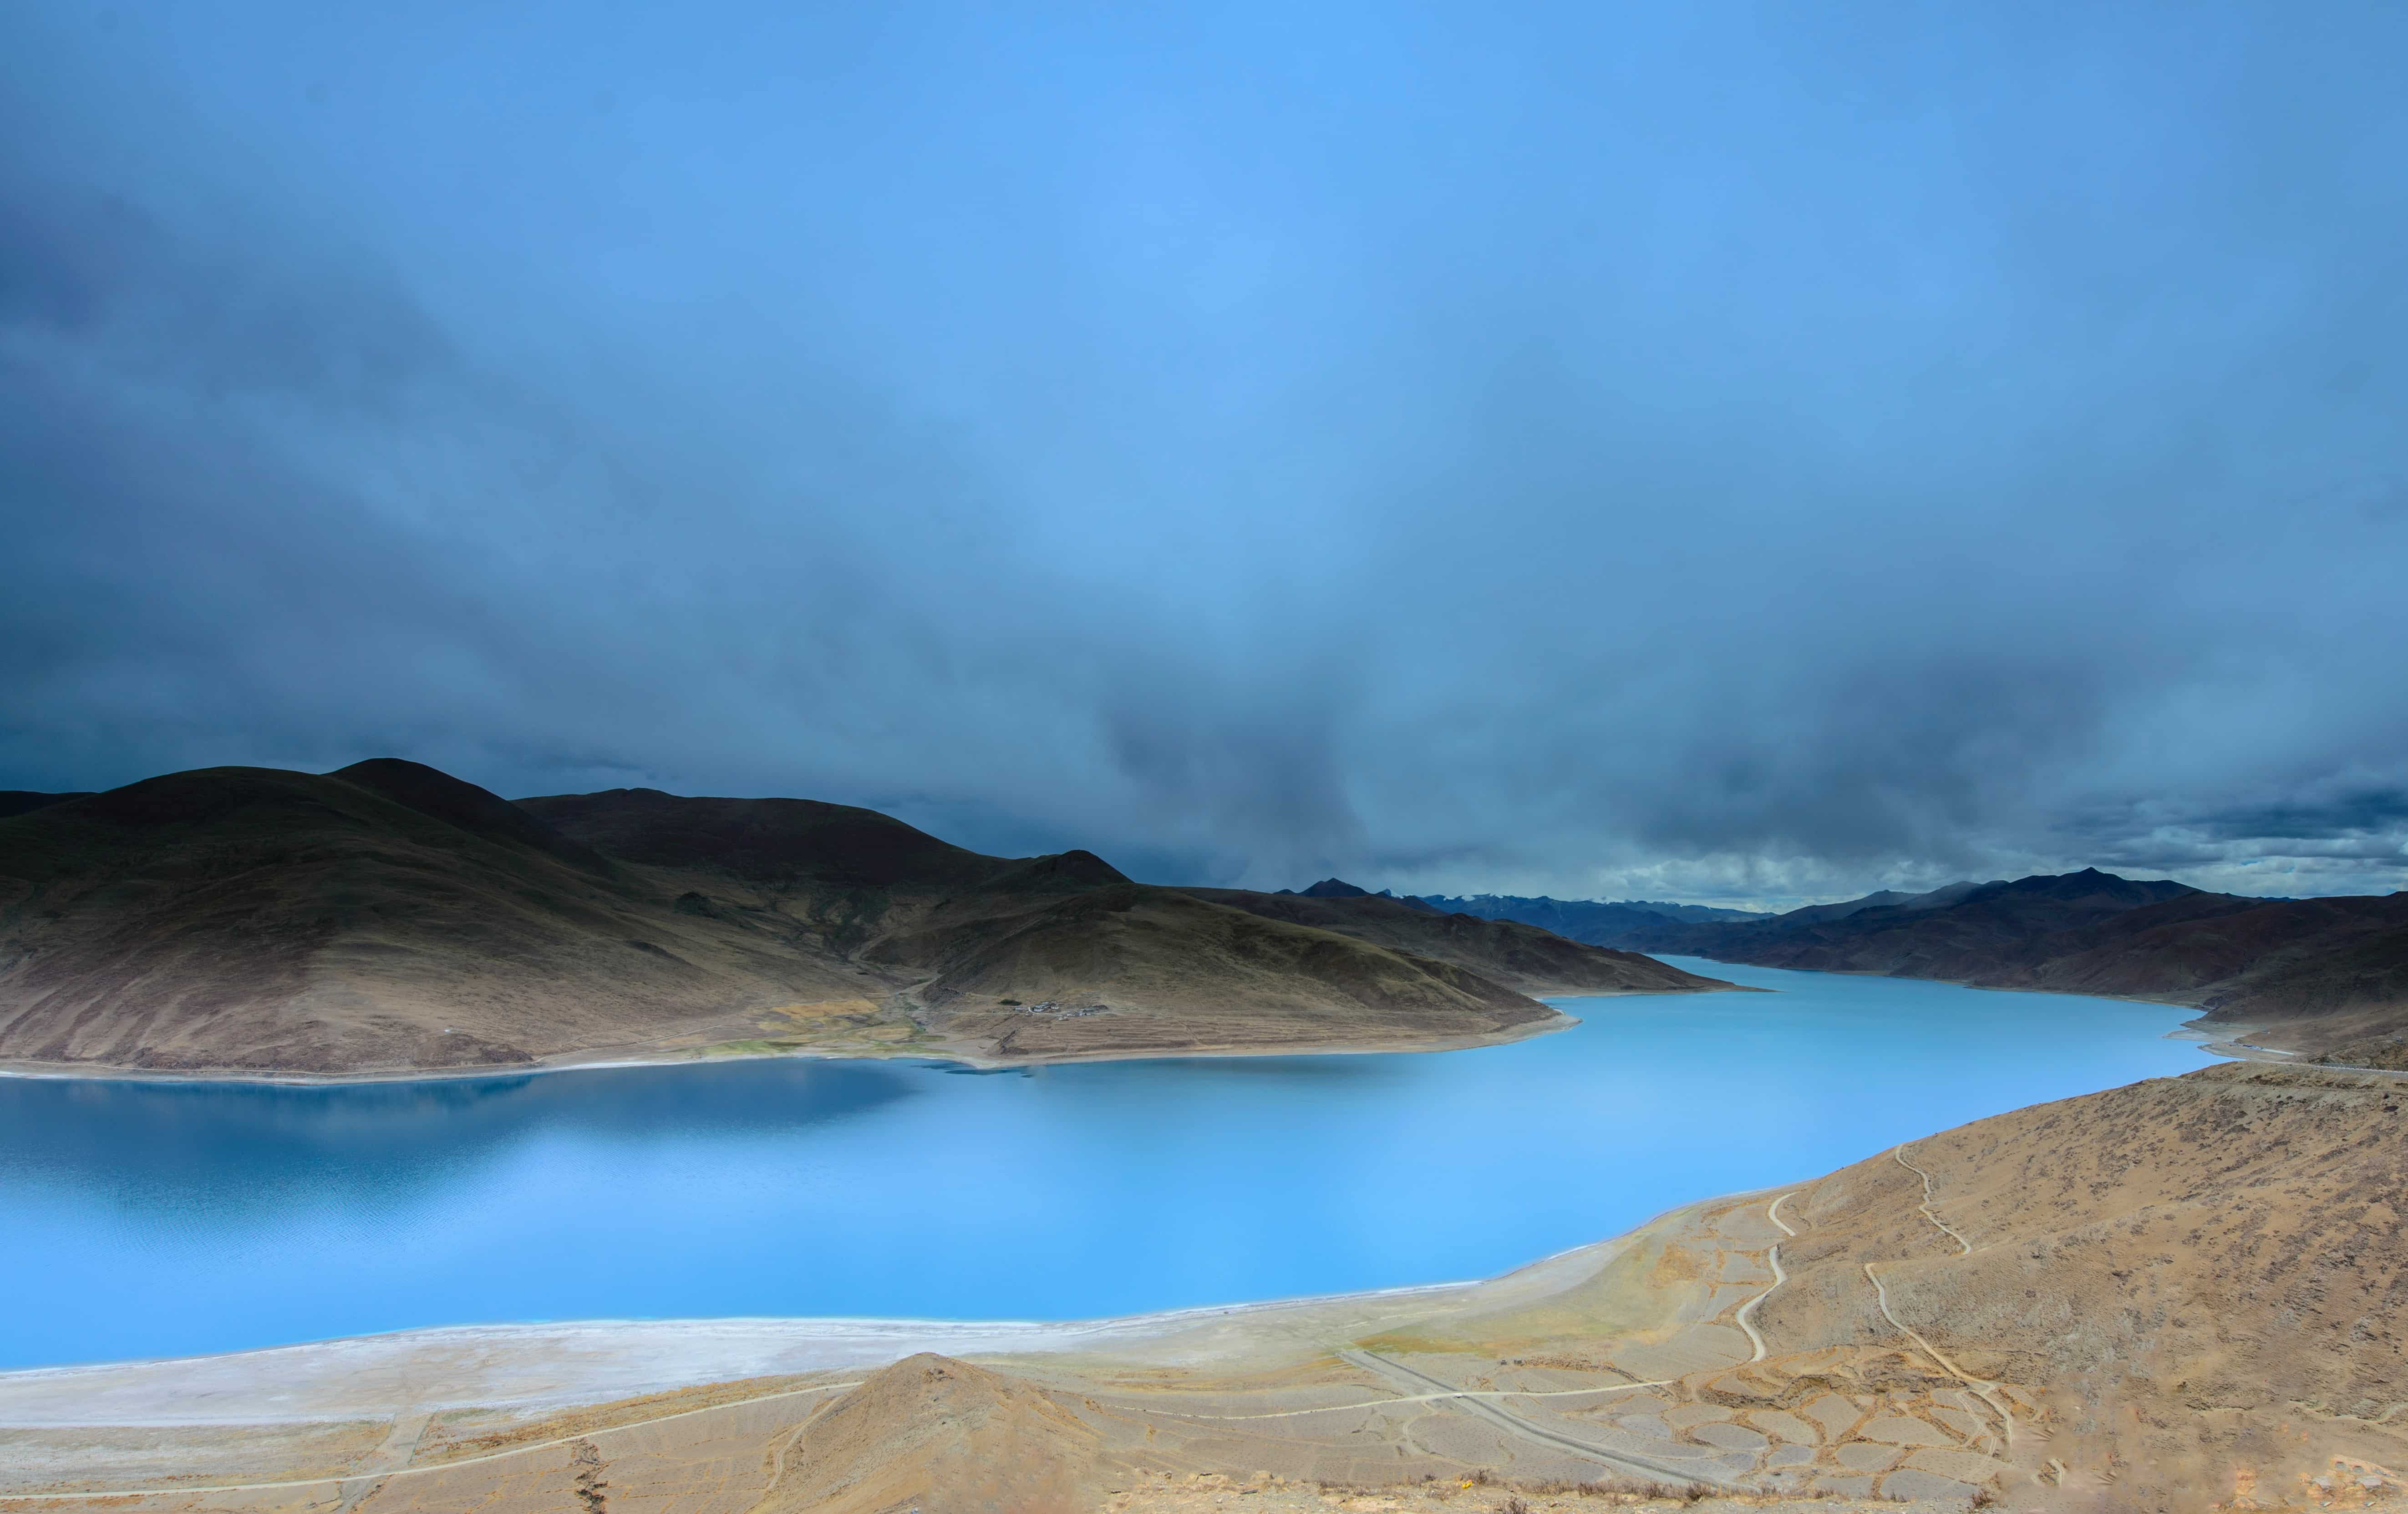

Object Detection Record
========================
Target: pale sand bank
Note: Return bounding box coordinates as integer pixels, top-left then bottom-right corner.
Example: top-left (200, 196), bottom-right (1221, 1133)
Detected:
top-left (0, 1283), bottom-right (1488, 1426)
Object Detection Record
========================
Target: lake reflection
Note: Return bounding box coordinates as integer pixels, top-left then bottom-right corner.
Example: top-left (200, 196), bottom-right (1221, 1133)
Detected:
top-left (0, 961), bottom-right (2208, 1369)
top-left (2, 1060), bottom-right (917, 1219)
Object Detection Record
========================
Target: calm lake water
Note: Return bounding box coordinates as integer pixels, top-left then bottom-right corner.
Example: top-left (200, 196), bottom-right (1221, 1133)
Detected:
top-left (0, 959), bottom-right (2209, 1370)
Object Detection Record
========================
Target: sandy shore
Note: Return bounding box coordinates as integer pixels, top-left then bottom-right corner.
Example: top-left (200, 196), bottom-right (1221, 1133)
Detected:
top-left (0, 1280), bottom-right (1497, 1427)
top-left (0, 1174), bottom-right (2040, 1509)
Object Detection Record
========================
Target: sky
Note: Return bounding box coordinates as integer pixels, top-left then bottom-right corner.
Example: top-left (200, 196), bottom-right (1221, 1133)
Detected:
top-left (3, 1), bottom-right (2405, 907)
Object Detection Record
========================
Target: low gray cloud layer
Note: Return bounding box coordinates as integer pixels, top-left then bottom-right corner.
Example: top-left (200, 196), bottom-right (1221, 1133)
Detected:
top-left (4, 2), bottom-right (2405, 904)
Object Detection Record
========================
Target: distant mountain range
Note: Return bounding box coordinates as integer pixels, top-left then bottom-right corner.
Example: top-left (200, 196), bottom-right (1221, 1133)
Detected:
top-left (1270, 883), bottom-right (1763, 943)
top-left (1417, 892), bottom-right (1765, 932)
top-left (1446, 868), bottom-right (2408, 1059)
top-left (0, 764), bottom-right (1731, 1077)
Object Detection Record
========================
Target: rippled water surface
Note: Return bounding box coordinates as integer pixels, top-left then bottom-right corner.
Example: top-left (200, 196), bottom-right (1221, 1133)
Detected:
top-left (0, 959), bottom-right (2208, 1368)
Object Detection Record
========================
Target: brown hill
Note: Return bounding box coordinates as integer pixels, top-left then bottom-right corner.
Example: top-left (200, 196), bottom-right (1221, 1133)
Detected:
top-left (1737, 1060), bottom-right (2408, 1505)
top-left (2027, 892), bottom-right (2408, 1055)
top-left (1687, 869), bottom-right (2207, 980)
top-left (1179, 886), bottom-right (1736, 997)
top-left (867, 882), bottom-right (1563, 1060)
top-left (0, 762), bottom-right (1717, 1076)
top-left (0, 762), bottom-right (876, 1074)
top-left (516, 786), bottom-right (1015, 892)
top-left (1541, 869), bottom-right (2408, 1057)
top-left (749, 1353), bottom-right (1102, 1514)
top-left (521, 788), bottom-right (1616, 1063)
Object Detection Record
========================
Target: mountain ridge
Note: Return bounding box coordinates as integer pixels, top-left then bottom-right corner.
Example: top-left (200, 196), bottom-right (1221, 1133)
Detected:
top-left (0, 762), bottom-right (1731, 1077)
top-left (1422, 892), bottom-right (1766, 925)
top-left (1175, 886), bottom-right (1738, 999)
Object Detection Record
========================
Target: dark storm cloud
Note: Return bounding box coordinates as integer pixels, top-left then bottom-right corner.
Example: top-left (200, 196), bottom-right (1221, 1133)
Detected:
top-left (4, 1), bottom-right (2406, 904)
top-left (2187, 790), bottom-right (2408, 847)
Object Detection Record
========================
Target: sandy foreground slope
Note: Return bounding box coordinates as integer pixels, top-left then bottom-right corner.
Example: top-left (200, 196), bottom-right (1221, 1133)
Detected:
top-left (3, 1062), bottom-right (2400, 1513)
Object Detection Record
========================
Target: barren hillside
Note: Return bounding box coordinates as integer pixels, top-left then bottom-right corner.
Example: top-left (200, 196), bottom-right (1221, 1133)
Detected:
top-left (1179, 886), bottom-right (1735, 997)
top-left (0, 762), bottom-right (1730, 1076)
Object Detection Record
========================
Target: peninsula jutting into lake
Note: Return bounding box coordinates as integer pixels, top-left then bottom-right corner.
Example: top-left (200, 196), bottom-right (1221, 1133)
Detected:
top-left (0, 761), bottom-right (1728, 1078)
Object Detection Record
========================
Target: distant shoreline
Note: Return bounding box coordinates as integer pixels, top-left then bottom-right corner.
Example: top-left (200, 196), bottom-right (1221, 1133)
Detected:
top-left (1652, 951), bottom-right (2394, 1069)
top-left (10, 956), bottom-right (2302, 1091)
top-left (0, 1000), bottom-right (1585, 1090)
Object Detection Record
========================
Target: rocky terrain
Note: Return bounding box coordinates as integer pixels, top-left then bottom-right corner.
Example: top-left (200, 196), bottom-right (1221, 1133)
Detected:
top-left (0, 761), bottom-right (1730, 1077)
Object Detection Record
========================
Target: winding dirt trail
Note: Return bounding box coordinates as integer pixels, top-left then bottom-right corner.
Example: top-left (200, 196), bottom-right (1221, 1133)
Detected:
top-left (1731, 1190), bottom-right (1797, 1362)
top-left (1863, 1144), bottom-right (2018, 1453)
top-left (1157, 1375), bottom-right (1679, 1422)
top-left (1334, 1349), bottom-right (1734, 1488)
top-left (1892, 1144), bottom-right (1973, 1255)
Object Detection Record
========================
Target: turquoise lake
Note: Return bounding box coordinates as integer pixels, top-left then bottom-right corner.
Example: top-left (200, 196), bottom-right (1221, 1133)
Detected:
top-left (0, 959), bottom-right (2210, 1370)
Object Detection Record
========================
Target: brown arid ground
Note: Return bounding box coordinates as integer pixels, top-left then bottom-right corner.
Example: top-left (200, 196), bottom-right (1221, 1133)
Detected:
top-left (0, 763), bottom-right (1734, 1080)
top-left (2, 1062), bottom-right (2400, 1514)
